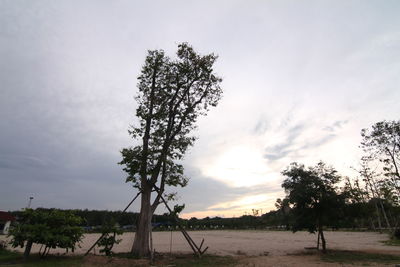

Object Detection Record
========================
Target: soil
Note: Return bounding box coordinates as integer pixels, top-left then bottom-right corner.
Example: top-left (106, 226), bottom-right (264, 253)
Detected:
top-left (2, 230), bottom-right (400, 266)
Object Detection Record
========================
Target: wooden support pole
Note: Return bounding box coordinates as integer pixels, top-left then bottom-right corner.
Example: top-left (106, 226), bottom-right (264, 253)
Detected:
top-left (122, 191), bottom-right (142, 213)
top-left (84, 191), bottom-right (141, 256)
top-left (199, 239), bottom-right (204, 250)
top-left (180, 227), bottom-right (200, 256)
top-left (158, 193), bottom-right (199, 256)
top-left (153, 186), bottom-right (205, 257)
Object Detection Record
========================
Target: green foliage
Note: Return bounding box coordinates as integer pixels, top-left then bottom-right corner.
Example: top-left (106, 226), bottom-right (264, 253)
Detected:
top-left (8, 209), bottom-right (83, 258)
top-left (97, 219), bottom-right (123, 256)
top-left (120, 43), bottom-right (222, 192)
top-left (274, 198), bottom-right (292, 230)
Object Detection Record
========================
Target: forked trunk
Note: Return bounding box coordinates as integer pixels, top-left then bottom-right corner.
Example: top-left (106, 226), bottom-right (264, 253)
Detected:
top-left (131, 190), bottom-right (153, 257)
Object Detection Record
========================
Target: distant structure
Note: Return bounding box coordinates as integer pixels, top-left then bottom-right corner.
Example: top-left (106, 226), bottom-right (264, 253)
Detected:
top-left (27, 196), bottom-right (34, 209)
top-left (0, 211), bottom-right (15, 235)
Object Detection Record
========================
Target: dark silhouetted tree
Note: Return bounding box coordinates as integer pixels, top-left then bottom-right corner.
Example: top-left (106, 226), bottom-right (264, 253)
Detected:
top-left (281, 162), bottom-right (344, 253)
top-left (361, 120), bottom-right (400, 196)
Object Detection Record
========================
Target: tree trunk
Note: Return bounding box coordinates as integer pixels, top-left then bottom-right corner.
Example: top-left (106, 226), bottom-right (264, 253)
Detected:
top-left (374, 202), bottom-right (383, 233)
top-left (370, 217), bottom-right (376, 231)
top-left (24, 240), bottom-right (33, 259)
top-left (319, 228), bottom-right (326, 253)
top-left (131, 189), bottom-right (153, 257)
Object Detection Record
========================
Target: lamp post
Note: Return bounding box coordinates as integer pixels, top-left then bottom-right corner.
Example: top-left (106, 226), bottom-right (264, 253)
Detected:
top-left (27, 196), bottom-right (34, 208)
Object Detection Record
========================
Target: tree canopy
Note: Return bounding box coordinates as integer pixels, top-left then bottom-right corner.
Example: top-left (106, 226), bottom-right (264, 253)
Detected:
top-left (281, 162), bottom-right (344, 252)
top-left (9, 208), bottom-right (83, 258)
top-left (361, 120), bottom-right (400, 200)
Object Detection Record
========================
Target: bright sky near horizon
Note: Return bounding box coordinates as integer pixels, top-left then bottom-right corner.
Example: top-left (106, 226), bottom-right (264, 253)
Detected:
top-left (1, 1), bottom-right (399, 219)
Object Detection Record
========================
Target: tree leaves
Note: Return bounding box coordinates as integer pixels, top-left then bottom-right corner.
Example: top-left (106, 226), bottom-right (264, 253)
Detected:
top-left (8, 209), bottom-right (83, 257)
top-left (281, 162), bottom-right (344, 233)
top-left (120, 43), bottom-right (222, 197)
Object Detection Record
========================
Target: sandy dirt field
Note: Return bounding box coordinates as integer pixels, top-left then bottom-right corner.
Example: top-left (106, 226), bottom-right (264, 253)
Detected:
top-left (2, 230), bottom-right (400, 266)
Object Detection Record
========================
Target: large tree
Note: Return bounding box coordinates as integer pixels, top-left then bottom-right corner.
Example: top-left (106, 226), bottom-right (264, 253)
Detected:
top-left (281, 162), bottom-right (344, 253)
top-left (361, 120), bottom-right (400, 198)
top-left (120, 43), bottom-right (222, 256)
top-left (360, 120), bottom-right (400, 232)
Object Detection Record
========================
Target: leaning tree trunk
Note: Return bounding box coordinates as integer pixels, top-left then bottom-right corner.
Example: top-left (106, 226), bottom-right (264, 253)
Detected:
top-left (24, 240), bottom-right (33, 259)
top-left (131, 189), bottom-right (153, 257)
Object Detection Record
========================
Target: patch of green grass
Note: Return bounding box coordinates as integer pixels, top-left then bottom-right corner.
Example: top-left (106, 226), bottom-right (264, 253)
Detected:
top-left (382, 238), bottom-right (400, 246)
top-left (113, 252), bottom-right (237, 267)
top-left (321, 250), bottom-right (400, 265)
top-left (0, 248), bottom-right (22, 262)
top-left (0, 249), bottom-right (82, 267)
top-left (113, 252), bottom-right (142, 259)
top-left (171, 254), bottom-right (237, 267)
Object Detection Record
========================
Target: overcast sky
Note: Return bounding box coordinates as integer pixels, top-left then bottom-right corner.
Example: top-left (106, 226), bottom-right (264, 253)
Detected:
top-left (1, 0), bottom-right (399, 218)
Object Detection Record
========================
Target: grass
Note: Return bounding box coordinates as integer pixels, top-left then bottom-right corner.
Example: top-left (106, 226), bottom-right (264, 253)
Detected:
top-left (382, 238), bottom-right (400, 246)
top-left (0, 249), bottom-right (82, 267)
top-left (0, 249), bottom-right (236, 267)
top-left (4, 247), bottom-right (399, 266)
top-left (321, 250), bottom-right (400, 265)
top-left (168, 254), bottom-right (236, 267)
top-left (113, 252), bottom-right (237, 267)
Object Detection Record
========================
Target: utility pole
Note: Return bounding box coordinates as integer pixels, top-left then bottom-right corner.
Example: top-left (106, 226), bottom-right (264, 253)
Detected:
top-left (27, 196), bottom-right (34, 208)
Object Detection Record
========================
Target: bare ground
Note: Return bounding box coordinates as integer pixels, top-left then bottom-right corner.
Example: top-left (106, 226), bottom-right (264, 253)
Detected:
top-left (2, 230), bottom-right (400, 266)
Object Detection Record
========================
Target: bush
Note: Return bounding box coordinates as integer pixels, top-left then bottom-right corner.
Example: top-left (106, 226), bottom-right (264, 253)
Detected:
top-left (8, 209), bottom-right (83, 258)
top-left (97, 219), bottom-right (122, 256)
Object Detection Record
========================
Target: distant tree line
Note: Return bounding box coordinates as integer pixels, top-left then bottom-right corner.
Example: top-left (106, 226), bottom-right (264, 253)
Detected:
top-left (10, 209), bottom-right (175, 231)
top-left (11, 204), bottom-right (399, 232)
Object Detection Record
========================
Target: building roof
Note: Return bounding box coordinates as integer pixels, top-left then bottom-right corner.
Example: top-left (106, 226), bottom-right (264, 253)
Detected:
top-left (0, 211), bottom-right (15, 222)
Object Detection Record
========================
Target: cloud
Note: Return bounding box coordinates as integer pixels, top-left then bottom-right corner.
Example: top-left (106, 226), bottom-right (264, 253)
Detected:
top-left (300, 134), bottom-right (337, 150)
top-left (264, 123), bottom-right (306, 161)
top-left (1, 0), bottom-right (399, 216)
top-left (252, 118), bottom-right (269, 135)
top-left (0, 154), bottom-right (53, 170)
top-left (323, 120), bottom-right (348, 133)
top-left (179, 170), bottom-right (283, 218)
